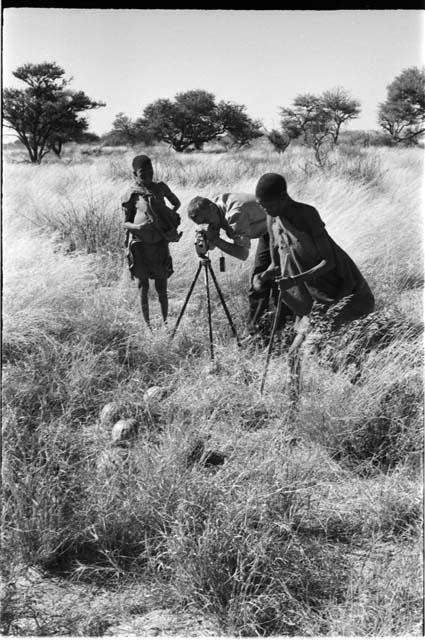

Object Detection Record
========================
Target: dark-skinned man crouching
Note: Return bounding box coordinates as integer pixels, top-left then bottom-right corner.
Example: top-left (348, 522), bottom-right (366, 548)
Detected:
top-left (253, 173), bottom-right (375, 353)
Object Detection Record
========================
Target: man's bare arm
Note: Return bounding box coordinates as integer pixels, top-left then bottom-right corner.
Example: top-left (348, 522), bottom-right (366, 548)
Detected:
top-left (213, 236), bottom-right (249, 260)
top-left (124, 221), bottom-right (144, 232)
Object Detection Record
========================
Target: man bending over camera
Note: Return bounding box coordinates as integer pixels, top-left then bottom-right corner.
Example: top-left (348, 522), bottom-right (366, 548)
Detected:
top-left (187, 193), bottom-right (287, 335)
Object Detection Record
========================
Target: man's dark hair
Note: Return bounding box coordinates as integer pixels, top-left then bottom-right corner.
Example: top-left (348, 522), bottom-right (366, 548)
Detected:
top-left (187, 196), bottom-right (212, 220)
top-left (255, 173), bottom-right (287, 200)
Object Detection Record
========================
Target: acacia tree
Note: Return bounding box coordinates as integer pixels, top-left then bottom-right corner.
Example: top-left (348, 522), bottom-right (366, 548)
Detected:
top-left (47, 92), bottom-right (100, 156)
top-left (217, 101), bottom-right (263, 147)
top-left (277, 89), bottom-right (361, 164)
top-left (48, 118), bottom-right (87, 156)
top-left (106, 112), bottom-right (155, 146)
top-left (378, 67), bottom-right (425, 145)
top-left (279, 94), bottom-right (335, 165)
top-left (3, 62), bottom-right (105, 162)
top-left (280, 90), bottom-right (360, 145)
top-left (321, 88), bottom-right (361, 143)
top-left (143, 90), bottom-right (262, 151)
top-left (143, 90), bottom-right (220, 151)
top-left (280, 94), bottom-right (324, 139)
top-left (110, 113), bottom-right (138, 146)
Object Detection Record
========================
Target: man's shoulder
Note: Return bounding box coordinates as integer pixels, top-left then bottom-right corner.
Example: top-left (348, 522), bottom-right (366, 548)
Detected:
top-left (154, 181), bottom-right (167, 191)
top-left (290, 198), bottom-right (317, 214)
top-left (215, 192), bottom-right (257, 210)
top-left (290, 199), bottom-right (322, 223)
top-left (222, 192), bottom-right (255, 203)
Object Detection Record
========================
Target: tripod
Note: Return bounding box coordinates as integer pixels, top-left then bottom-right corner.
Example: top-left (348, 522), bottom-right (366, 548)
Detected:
top-left (171, 256), bottom-right (240, 360)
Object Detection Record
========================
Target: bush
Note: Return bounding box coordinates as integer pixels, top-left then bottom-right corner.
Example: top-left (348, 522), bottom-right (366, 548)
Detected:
top-left (266, 129), bottom-right (291, 153)
top-left (338, 130), bottom-right (394, 147)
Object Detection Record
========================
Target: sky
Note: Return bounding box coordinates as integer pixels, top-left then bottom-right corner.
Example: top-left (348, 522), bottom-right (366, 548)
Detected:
top-left (3, 9), bottom-right (425, 139)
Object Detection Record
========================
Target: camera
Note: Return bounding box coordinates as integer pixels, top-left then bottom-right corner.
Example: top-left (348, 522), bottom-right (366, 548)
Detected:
top-left (194, 228), bottom-right (210, 258)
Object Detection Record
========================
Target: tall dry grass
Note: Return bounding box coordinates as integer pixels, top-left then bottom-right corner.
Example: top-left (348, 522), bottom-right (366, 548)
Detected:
top-left (2, 140), bottom-right (423, 636)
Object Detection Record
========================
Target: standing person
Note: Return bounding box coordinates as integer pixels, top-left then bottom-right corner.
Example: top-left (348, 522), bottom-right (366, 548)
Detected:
top-left (187, 192), bottom-right (286, 335)
top-left (122, 155), bottom-right (182, 328)
top-left (252, 173), bottom-right (375, 343)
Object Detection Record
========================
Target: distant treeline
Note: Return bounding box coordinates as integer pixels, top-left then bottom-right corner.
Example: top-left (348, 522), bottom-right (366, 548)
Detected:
top-left (3, 62), bottom-right (424, 163)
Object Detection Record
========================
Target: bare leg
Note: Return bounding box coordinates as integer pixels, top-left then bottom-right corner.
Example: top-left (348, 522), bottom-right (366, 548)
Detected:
top-left (155, 278), bottom-right (168, 322)
top-left (138, 277), bottom-right (150, 327)
top-left (288, 335), bottom-right (304, 402)
top-left (287, 316), bottom-right (309, 402)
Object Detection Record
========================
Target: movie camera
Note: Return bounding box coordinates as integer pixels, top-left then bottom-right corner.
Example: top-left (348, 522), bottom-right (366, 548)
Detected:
top-left (194, 227), bottom-right (210, 258)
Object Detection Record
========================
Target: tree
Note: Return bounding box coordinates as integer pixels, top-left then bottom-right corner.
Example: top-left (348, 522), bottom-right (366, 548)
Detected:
top-left (280, 90), bottom-right (360, 145)
top-left (378, 67), bottom-right (425, 145)
top-left (279, 93), bottom-right (335, 165)
top-left (217, 101), bottom-right (263, 147)
top-left (321, 88), bottom-right (361, 143)
top-left (143, 90), bottom-right (262, 151)
top-left (143, 90), bottom-right (220, 152)
top-left (280, 93), bottom-right (321, 134)
top-left (3, 62), bottom-right (105, 162)
top-left (277, 88), bottom-right (361, 165)
top-left (106, 113), bottom-right (155, 147)
top-left (48, 118), bottom-right (87, 157)
top-left (46, 91), bottom-right (100, 156)
top-left (112, 113), bottom-right (137, 145)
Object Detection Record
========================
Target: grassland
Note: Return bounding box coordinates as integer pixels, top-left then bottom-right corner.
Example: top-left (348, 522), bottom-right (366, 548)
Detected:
top-left (1, 139), bottom-right (423, 636)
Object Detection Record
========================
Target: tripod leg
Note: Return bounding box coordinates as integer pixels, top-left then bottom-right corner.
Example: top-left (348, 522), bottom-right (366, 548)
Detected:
top-left (207, 262), bottom-right (240, 346)
top-left (249, 298), bottom-right (266, 334)
top-left (260, 291), bottom-right (282, 396)
top-left (171, 262), bottom-right (203, 338)
top-left (203, 262), bottom-right (214, 360)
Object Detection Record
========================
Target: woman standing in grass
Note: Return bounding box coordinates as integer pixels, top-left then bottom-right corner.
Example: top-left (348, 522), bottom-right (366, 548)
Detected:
top-left (122, 155), bottom-right (182, 329)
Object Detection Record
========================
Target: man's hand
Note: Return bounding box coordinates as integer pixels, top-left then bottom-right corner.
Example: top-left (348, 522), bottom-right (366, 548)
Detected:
top-left (206, 226), bottom-right (219, 251)
top-left (206, 225), bottom-right (219, 243)
top-left (262, 264), bottom-right (281, 282)
top-left (252, 274), bottom-right (264, 292)
top-left (252, 265), bottom-right (282, 292)
top-left (277, 275), bottom-right (296, 291)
